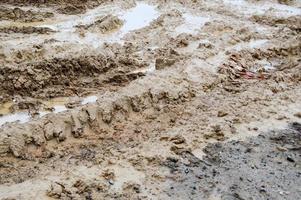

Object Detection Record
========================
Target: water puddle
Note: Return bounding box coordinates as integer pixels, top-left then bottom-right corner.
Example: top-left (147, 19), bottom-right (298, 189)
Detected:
top-left (0, 112), bottom-right (31, 126)
top-left (81, 95), bottom-right (98, 105)
top-left (95, 2), bottom-right (159, 44)
top-left (119, 3), bottom-right (158, 34)
top-left (0, 95), bottom-right (98, 127)
top-left (0, 2), bottom-right (159, 50)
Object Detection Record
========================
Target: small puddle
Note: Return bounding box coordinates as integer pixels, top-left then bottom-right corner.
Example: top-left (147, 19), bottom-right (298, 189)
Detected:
top-left (119, 3), bottom-right (158, 34)
top-left (91, 2), bottom-right (159, 44)
top-left (0, 112), bottom-right (31, 126)
top-left (0, 95), bottom-right (98, 127)
top-left (0, 102), bottom-right (12, 116)
top-left (0, 2), bottom-right (159, 49)
top-left (81, 95), bottom-right (98, 105)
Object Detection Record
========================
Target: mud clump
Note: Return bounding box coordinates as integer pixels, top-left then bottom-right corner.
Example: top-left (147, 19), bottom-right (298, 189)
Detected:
top-left (218, 40), bottom-right (301, 80)
top-left (155, 58), bottom-right (176, 70)
top-left (0, 7), bottom-right (54, 22)
top-left (155, 48), bottom-right (182, 70)
top-left (0, 79), bottom-right (194, 158)
top-left (251, 15), bottom-right (301, 32)
top-left (77, 15), bottom-right (124, 34)
top-left (0, 0), bottom-right (110, 16)
top-left (47, 181), bottom-right (92, 199)
top-left (9, 97), bottom-right (43, 114)
top-left (278, 0), bottom-right (294, 5)
top-left (104, 72), bottom-right (145, 85)
top-left (0, 26), bottom-right (54, 34)
top-left (0, 52), bottom-right (147, 101)
top-left (57, 4), bottom-right (87, 15)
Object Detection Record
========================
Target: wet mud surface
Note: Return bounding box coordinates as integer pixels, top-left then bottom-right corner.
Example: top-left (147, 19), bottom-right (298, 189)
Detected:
top-left (163, 122), bottom-right (301, 200)
top-left (0, 6), bottom-right (54, 22)
top-left (0, 0), bottom-right (301, 199)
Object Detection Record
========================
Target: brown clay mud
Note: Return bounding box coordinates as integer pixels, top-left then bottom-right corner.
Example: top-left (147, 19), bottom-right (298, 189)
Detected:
top-left (0, 25), bottom-right (54, 34)
top-left (0, 47), bottom-right (147, 101)
top-left (0, 0), bottom-right (301, 199)
top-left (0, 6), bottom-right (54, 22)
top-left (76, 15), bottom-right (124, 34)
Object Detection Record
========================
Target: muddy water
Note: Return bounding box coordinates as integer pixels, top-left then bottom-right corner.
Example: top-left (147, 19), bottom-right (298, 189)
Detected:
top-left (0, 95), bottom-right (98, 127)
top-left (0, 3), bottom-right (159, 126)
top-left (0, 2), bottom-right (158, 50)
top-left (41, 3), bottom-right (158, 45)
top-left (81, 95), bottom-right (98, 105)
top-left (119, 3), bottom-right (158, 34)
top-left (0, 112), bottom-right (30, 126)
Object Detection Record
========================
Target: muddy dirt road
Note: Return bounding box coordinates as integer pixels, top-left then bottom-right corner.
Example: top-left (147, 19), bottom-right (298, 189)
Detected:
top-left (0, 0), bottom-right (300, 199)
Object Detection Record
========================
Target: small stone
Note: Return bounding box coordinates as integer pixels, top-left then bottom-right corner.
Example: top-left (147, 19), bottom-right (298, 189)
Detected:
top-left (47, 183), bottom-right (63, 198)
top-left (217, 111), bottom-right (228, 117)
top-left (294, 112), bottom-right (301, 118)
top-left (170, 135), bottom-right (186, 144)
top-left (276, 146), bottom-right (288, 152)
top-left (155, 58), bottom-right (176, 70)
top-left (287, 156), bottom-right (295, 163)
top-left (198, 42), bottom-right (213, 49)
top-left (212, 125), bottom-right (222, 133)
top-left (276, 115), bottom-right (286, 120)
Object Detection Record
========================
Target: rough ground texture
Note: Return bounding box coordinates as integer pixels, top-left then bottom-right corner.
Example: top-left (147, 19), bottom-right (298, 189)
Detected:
top-left (0, 6), bottom-right (54, 22)
top-left (161, 122), bottom-right (301, 200)
top-left (0, 0), bottom-right (301, 199)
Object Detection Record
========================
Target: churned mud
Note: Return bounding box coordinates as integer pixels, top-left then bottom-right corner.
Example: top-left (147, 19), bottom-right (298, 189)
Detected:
top-left (0, 0), bottom-right (300, 199)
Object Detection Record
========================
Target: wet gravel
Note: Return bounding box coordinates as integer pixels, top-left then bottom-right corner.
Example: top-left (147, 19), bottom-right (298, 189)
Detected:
top-left (163, 122), bottom-right (301, 200)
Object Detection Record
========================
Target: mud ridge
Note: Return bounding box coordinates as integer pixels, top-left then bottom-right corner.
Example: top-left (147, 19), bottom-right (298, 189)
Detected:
top-left (0, 78), bottom-right (195, 158)
top-left (77, 15), bottom-right (124, 34)
top-left (0, 6), bottom-right (54, 22)
top-left (218, 38), bottom-right (301, 80)
top-left (0, 49), bottom-right (147, 102)
top-left (0, 26), bottom-right (54, 34)
top-left (251, 15), bottom-right (301, 32)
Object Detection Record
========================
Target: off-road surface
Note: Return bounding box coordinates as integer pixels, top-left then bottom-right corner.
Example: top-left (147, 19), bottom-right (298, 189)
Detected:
top-left (0, 0), bottom-right (300, 199)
